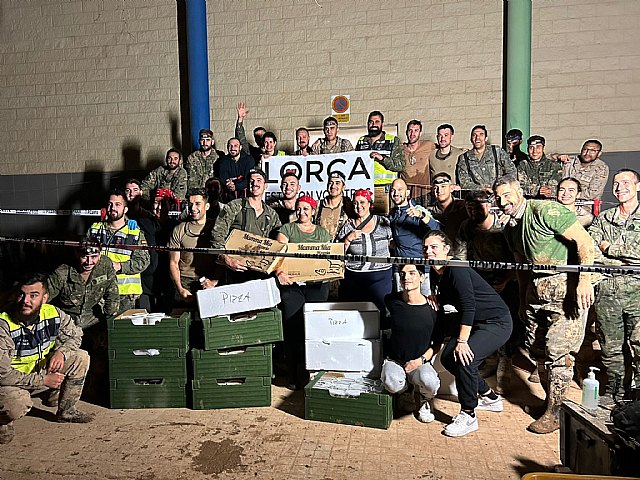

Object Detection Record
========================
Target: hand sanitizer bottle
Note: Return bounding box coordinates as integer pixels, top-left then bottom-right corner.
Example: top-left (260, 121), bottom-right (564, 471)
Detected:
top-left (581, 366), bottom-right (600, 412)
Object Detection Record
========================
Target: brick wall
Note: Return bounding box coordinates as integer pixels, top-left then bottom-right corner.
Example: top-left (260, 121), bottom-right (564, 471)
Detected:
top-left (0, 0), bottom-right (638, 175)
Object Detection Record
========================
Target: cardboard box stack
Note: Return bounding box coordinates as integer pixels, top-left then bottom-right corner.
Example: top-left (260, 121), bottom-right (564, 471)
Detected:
top-left (192, 278), bottom-right (283, 409)
top-left (303, 302), bottom-right (392, 429)
top-left (108, 310), bottom-right (190, 408)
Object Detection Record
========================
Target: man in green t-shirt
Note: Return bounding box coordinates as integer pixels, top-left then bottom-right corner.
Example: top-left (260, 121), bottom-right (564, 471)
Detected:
top-left (493, 175), bottom-right (595, 434)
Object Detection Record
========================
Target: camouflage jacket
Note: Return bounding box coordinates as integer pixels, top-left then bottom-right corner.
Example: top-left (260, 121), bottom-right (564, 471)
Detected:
top-left (456, 146), bottom-right (515, 190)
top-left (141, 165), bottom-right (188, 200)
top-left (47, 255), bottom-right (120, 320)
top-left (185, 149), bottom-right (219, 191)
top-left (517, 155), bottom-right (563, 197)
top-left (589, 205), bottom-right (640, 276)
top-left (311, 137), bottom-right (354, 155)
top-left (562, 157), bottom-right (609, 200)
top-left (211, 198), bottom-right (282, 248)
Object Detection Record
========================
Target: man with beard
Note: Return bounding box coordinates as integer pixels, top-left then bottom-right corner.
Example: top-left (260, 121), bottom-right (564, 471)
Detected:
top-left (430, 172), bottom-right (468, 246)
top-left (311, 117), bottom-right (354, 154)
top-left (185, 129), bottom-right (222, 192)
top-left (493, 174), bottom-right (594, 434)
top-left (315, 171), bottom-right (354, 241)
top-left (235, 101), bottom-right (267, 164)
top-left (211, 169), bottom-right (281, 283)
top-left (268, 172), bottom-right (301, 225)
top-left (517, 135), bottom-right (562, 199)
top-left (295, 127), bottom-right (313, 156)
top-left (455, 190), bottom-right (519, 394)
top-left (356, 111), bottom-right (405, 210)
top-left (0, 273), bottom-right (94, 445)
top-left (556, 139), bottom-right (609, 205)
top-left (218, 137), bottom-right (256, 202)
top-left (141, 148), bottom-right (188, 200)
top-left (456, 125), bottom-right (515, 191)
top-left (589, 169), bottom-right (640, 405)
top-left (428, 124), bottom-right (465, 183)
top-left (169, 190), bottom-right (217, 305)
top-left (88, 190), bottom-right (150, 312)
top-left (400, 120), bottom-right (435, 192)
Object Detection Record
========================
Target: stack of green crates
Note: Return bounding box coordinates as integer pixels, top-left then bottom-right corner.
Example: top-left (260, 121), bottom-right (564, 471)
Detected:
top-left (108, 312), bottom-right (190, 408)
top-left (191, 307), bottom-right (283, 409)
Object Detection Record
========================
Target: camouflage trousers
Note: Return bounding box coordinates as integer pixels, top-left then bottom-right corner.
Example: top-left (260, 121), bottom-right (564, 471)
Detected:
top-left (595, 276), bottom-right (640, 386)
top-left (525, 273), bottom-right (588, 373)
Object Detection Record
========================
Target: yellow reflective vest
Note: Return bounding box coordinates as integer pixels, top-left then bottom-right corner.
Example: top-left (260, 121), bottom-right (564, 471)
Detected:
top-left (1, 304), bottom-right (61, 374)
top-left (89, 222), bottom-right (143, 295)
top-left (357, 133), bottom-right (398, 185)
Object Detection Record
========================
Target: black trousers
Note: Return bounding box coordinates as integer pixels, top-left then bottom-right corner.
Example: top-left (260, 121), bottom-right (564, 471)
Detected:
top-left (440, 319), bottom-right (512, 411)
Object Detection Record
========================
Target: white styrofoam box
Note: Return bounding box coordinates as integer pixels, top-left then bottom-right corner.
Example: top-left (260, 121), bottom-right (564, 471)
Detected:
top-left (432, 352), bottom-right (458, 398)
top-left (196, 278), bottom-right (281, 318)
top-left (304, 302), bottom-right (380, 340)
top-left (305, 338), bottom-right (382, 377)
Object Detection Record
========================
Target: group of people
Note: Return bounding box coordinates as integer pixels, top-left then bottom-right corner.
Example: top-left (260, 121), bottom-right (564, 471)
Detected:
top-left (1, 104), bottom-right (638, 443)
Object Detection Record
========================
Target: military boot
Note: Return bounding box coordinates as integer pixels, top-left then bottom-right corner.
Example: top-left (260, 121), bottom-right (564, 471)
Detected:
top-left (495, 356), bottom-right (512, 395)
top-left (0, 423), bottom-right (15, 444)
top-left (599, 373), bottom-right (623, 408)
top-left (56, 378), bottom-right (95, 423)
top-left (524, 361), bottom-right (549, 417)
top-left (527, 368), bottom-right (571, 434)
top-left (43, 389), bottom-right (59, 407)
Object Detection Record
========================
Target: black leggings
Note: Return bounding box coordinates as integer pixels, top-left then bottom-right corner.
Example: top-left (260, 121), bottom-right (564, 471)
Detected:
top-left (440, 319), bottom-right (512, 411)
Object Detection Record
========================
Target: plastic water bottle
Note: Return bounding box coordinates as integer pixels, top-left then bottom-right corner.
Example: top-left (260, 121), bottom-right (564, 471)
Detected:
top-left (581, 366), bottom-right (600, 412)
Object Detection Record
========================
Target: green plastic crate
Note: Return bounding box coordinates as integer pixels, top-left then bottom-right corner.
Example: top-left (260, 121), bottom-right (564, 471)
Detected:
top-left (109, 348), bottom-right (187, 378)
top-left (304, 371), bottom-right (393, 429)
top-left (191, 376), bottom-right (272, 409)
top-left (191, 345), bottom-right (272, 379)
top-left (201, 308), bottom-right (283, 350)
top-left (108, 312), bottom-right (190, 350)
top-left (109, 377), bottom-right (187, 409)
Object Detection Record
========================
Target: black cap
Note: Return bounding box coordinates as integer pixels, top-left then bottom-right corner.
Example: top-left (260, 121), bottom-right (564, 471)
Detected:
top-left (527, 135), bottom-right (545, 146)
top-left (248, 168), bottom-right (267, 181)
top-left (505, 129), bottom-right (523, 141)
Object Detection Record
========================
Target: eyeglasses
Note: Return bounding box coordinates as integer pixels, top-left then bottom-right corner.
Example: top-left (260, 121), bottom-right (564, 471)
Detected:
top-left (581, 147), bottom-right (601, 154)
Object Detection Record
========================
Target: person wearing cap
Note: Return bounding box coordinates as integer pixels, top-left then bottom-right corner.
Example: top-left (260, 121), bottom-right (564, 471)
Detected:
top-left (315, 171), bottom-right (355, 240)
top-left (455, 190), bottom-right (520, 395)
top-left (294, 127), bottom-right (313, 156)
top-left (275, 196), bottom-right (332, 389)
top-left (456, 125), bottom-right (515, 191)
top-left (218, 137), bottom-right (256, 202)
top-left (268, 172), bottom-right (301, 225)
top-left (337, 189), bottom-right (393, 315)
top-left (505, 129), bottom-right (528, 167)
top-left (311, 117), bottom-right (354, 154)
top-left (430, 172), bottom-right (469, 247)
top-left (141, 148), bottom-right (188, 201)
top-left (428, 124), bottom-right (466, 184)
top-left (400, 120), bottom-right (435, 195)
top-left (236, 101), bottom-right (267, 164)
top-left (185, 129), bottom-right (223, 192)
top-left (516, 135), bottom-right (563, 199)
top-left (211, 169), bottom-right (282, 283)
top-left (555, 139), bottom-right (609, 208)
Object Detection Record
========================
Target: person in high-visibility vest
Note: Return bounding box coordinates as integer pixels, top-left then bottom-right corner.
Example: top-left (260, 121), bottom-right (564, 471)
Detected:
top-left (88, 189), bottom-right (150, 312)
top-left (355, 110), bottom-right (406, 186)
top-left (0, 273), bottom-right (94, 445)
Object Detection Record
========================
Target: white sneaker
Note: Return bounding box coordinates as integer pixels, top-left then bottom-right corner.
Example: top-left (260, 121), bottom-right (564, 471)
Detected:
top-left (476, 393), bottom-right (504, 412)
top-left (443, 411), bottom-right (478, 437)
top-left (416, 400), bottom-right (435, 423)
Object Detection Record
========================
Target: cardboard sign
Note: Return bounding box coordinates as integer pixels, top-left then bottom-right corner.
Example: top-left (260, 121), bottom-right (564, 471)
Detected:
top-left (279, 242), bottom-right (345, 283)
top-left (196, 279), bottom-right (281, 319)
top-left (224, 229), bottom-right (286, 274)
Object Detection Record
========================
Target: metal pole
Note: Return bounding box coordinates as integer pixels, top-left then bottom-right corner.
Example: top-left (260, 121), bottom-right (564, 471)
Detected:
top-left (505, 0), bottom-right (532, 139)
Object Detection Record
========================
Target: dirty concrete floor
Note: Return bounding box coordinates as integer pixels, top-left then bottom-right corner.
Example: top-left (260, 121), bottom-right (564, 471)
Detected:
top-left (0, 367), bottom-right (581, 480)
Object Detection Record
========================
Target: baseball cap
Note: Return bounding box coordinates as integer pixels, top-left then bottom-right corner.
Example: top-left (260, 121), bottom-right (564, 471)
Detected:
top-left (527, 135), bottom-right (545, 146)
top-left (505, 129), bottom-right (523, 141)
top-left (199, 128), bottom-right (213, 139)
top-left (248, 168), bottom-right (267, 181)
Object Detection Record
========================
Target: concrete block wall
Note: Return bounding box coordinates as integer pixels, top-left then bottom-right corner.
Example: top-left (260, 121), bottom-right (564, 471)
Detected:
top-left (530, 0), bottom-right (640, 154)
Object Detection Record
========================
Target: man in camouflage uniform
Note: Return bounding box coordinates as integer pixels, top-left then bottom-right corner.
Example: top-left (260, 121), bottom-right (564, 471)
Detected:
top-left (47, 241), bottom-right (119, 330)
top-left (589, 169), bottom-right (640, 405)
top-left (557, 139), bottom-right (609, 205)
top-left (456, 125), bottom-right (515, 191)
top-left (311, 117), bottom-right (354, 154)
top-left (315, 171), bottom-right (354, 241)
top-left (185, 129), bottom-right (221, 192)
top-left (494, 175), bottom-right (595, 434)
top-left (430, 172), bottom-right (468, 247)
top-left (516, 135), bottom-right (563, 199)
top-left (141, 148), bottom-right (188, 200)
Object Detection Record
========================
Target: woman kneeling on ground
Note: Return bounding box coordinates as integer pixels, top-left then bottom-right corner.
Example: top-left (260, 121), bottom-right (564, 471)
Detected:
top-left (424, 231), bottom-right (513, 437)
top-left (381, 263), bottom-right (441, 423)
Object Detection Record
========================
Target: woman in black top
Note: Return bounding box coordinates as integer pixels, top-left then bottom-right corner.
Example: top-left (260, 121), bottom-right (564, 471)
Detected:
top-left (424, 231), bottom-right (512, 437)
top-left (381, 264), bottom-right (441, 423)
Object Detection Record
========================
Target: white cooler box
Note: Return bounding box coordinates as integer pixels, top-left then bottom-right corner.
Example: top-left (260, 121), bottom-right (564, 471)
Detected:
top-left (196, 278), bottom-right (281, 318)
top-left (305, 338), bottom-right (382, 377)
top-left (304, 302), bottom-right (380, 340)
